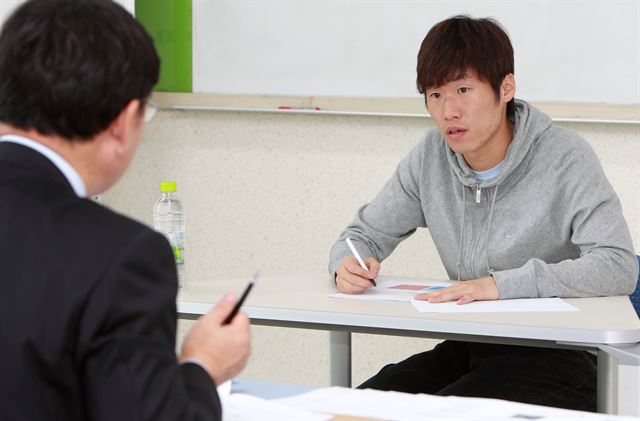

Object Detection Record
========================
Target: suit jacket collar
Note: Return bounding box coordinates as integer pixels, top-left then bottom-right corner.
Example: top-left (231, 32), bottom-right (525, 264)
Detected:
top-left (0, 141), bottom-right (76, 195)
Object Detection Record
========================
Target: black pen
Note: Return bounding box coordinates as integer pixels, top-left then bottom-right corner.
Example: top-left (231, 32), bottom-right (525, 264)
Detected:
top-left (223, 272), bottom-right (258, 325)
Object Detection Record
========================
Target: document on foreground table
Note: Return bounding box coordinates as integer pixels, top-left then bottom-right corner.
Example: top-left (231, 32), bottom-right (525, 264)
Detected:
top-left (221, 392), bottom-right (331, 421)
top-left (275, 387), bottom-right (634, 420)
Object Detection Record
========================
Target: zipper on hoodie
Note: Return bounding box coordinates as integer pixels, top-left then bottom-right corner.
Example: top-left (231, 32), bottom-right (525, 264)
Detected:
top-left (468, 185), bottom-right (488, 278)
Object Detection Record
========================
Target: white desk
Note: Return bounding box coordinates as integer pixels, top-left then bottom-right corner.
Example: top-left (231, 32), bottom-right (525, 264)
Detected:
top-left (177, 273), bottom-right (640, 416)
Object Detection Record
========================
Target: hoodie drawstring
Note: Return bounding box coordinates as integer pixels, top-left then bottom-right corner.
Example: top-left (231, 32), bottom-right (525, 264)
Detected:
top-left (485, 184), bottom-right (499, 274)
top-left (456, 185), bottom-right (466, 282)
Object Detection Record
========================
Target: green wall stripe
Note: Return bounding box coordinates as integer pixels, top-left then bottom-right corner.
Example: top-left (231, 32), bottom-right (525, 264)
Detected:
top-left (135, 0), bottom-right (192, 92)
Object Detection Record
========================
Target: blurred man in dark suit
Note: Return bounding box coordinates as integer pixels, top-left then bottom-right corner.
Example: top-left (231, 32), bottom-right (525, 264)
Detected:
top-left (0, 1), bottom-right (250, 420)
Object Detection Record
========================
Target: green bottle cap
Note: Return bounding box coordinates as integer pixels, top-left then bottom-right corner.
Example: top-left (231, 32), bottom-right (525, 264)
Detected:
top-left (160, 181), bottom-right (177, 192)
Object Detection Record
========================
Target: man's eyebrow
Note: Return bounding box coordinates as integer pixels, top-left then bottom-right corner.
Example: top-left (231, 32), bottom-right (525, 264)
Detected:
top-left (426, 73), bottom-right (474, 91)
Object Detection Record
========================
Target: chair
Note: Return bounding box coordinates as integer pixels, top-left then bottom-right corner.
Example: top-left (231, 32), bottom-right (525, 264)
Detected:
top-left (630, 255), bottom-right (640, 317)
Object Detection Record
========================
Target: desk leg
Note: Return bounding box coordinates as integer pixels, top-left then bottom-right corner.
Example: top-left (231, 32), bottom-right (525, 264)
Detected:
top-left (597, 350), bottom-right (617, 414)
top-left (329, 331), bottom-right (351, 387)
top-left (597, 348), bottom-right (640, 417)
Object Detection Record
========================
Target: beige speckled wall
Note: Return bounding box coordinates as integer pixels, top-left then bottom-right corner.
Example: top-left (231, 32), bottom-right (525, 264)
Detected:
top-left (103, 109), bottom-right (639, 387)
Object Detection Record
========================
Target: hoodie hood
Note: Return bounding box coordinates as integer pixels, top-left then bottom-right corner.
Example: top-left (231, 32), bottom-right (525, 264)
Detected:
top-left (446, 99), bottom-right (553, 187)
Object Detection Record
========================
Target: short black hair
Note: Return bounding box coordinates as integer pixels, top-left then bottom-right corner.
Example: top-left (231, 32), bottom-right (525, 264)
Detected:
top-left (417, 15), bottom-right (515, 117)
top-left (0, 0), bottom-right (160, 141)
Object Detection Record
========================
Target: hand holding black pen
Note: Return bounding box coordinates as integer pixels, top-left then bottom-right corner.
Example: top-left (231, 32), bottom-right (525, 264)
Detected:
top-left (178, 275), bottom-right (254, 386)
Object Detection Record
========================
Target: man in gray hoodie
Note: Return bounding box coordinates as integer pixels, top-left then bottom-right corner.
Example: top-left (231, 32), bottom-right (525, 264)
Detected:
top-left (329, 15), bottom-right (637, 411)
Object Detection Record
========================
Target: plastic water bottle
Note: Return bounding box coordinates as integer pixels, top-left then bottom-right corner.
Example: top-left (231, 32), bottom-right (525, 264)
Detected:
top-left (153, 181), bottom-right (185, 288)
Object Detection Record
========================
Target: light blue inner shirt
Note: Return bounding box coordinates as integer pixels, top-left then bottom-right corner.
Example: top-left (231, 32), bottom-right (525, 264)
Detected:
top-left (471, 160), bottom-right (504, 182)
top-left (0, 134), bottom-right (87, 197)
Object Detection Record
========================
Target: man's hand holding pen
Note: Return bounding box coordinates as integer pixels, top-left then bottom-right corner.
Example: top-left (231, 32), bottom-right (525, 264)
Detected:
top-left (179, 291), bottom-right (251, 386)
top-left (336, 255), bottom-right (380, 294)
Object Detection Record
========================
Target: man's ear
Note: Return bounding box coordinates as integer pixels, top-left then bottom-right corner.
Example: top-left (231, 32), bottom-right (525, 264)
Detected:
top-left (108, 99), bottom-right (142, 153)
top-left (501, 74), bottom-right (516, 103)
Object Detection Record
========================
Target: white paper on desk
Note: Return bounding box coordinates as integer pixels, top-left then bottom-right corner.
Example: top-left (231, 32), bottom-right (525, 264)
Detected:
top-left (329, 279), bottom-right (451, 302)
top-left (277, 387), bottom-right (483, 420)
top-left (221, 393), bottom-right (331, 421)
top-left (275, 386), bottom-right (634, 420)
top-left (410, 296), bottom-right (579, 313)
top-left (217, 379), bottom-right (232, 397)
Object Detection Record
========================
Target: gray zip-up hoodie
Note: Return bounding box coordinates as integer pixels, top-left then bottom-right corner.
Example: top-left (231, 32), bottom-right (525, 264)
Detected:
top-left (329, 99), bottom-right (638, 299)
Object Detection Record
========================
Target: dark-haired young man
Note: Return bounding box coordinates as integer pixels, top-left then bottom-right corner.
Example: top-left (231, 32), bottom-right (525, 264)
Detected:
top-left (0, 1), bottom-right (250, 420)
top-left (329, 15), bottom-right (637, 411)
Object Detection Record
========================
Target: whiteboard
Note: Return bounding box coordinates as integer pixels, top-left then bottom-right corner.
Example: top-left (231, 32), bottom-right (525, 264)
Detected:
top-left (194, 1), bottom-right (640, 104)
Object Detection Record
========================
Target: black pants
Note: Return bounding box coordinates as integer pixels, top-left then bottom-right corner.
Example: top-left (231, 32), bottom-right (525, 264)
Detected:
top-left (358, 340), bottom-right (597, 412)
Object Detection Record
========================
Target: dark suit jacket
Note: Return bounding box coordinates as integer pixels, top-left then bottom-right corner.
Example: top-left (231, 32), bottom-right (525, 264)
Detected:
top-left (0, 141), bottom-right (222, 420)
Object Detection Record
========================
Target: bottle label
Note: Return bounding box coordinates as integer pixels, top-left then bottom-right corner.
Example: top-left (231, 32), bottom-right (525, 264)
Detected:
top-left (165, 233), bottom-right (185, 265)
top-left (172, 244), bottom-right (184, 264)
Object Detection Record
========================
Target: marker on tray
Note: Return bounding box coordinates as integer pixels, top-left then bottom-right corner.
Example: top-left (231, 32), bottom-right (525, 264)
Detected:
top-left (277, 106), bottom-right (321, 110)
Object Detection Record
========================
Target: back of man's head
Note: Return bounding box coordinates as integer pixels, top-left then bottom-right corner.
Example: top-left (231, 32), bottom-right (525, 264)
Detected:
top-left (0, 0), bottom-right (160, 141)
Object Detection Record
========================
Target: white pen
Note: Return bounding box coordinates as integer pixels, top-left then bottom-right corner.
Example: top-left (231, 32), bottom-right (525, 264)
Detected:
top-left (345, 237), bottom-right (376, 287)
